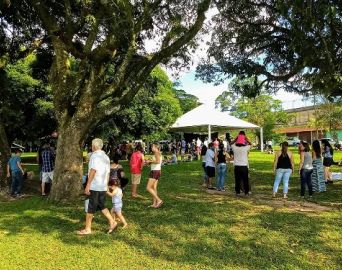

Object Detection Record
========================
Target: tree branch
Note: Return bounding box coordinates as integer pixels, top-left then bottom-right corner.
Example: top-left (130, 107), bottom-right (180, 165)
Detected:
top-left (149, 0), bottom-right (211, 65)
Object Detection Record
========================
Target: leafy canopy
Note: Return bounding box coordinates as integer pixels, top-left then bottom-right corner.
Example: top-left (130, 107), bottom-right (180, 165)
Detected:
top-left (197, 0), bottom-right (342, 98)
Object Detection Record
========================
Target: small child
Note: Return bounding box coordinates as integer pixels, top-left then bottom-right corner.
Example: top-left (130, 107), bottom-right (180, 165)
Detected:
top-left (107, 179), bottom-right (128, 229)
top-left (232, 131), bottom-right (251, 146)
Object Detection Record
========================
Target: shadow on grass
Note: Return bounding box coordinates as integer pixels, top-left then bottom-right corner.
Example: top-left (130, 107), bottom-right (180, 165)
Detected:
top-left (0, 194), bottom-right (341, 269)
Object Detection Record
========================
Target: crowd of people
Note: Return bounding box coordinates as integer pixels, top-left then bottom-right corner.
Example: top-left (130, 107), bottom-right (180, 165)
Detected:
top-left (4, 131), bottom-right (341, 235)
top-left (272, 139), bottom-right (336, 199)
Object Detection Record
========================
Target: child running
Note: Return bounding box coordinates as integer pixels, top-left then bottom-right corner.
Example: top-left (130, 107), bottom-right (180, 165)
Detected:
top-left (107, 179), bottom-right (128, 229)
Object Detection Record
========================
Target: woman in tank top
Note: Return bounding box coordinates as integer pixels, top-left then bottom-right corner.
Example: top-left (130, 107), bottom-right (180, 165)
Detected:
top-left (272, 141), bottom-right (294, 199)
top-left (298, 141), bottom-right (313, 198)
top-left (146, 143), bottom-right (163, 208)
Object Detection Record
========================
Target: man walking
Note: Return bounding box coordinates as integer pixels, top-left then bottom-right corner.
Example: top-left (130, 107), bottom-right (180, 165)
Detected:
top-left (77, 138), bottom-right (116, 235)
top-left (41, 143), bottom-right (55, 196)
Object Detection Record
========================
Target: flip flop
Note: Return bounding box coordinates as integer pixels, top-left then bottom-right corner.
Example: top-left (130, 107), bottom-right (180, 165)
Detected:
top-left (155, 201), bottom-right (164, 208)
top-left (107, 223), bottom-right (118, 234)
top-left (76, 229), bottom-right (91, 236)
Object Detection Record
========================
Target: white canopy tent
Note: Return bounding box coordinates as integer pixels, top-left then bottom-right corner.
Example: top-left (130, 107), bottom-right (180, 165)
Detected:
top-left (170, 104), bottom-right (264, 151)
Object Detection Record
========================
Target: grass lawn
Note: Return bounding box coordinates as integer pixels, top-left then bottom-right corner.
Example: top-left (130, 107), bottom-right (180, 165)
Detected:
top-left (0, 151), bottom-right (341, 270)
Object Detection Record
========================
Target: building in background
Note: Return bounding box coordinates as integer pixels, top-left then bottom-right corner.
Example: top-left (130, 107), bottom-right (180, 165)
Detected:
top-left (276, 105), bottom-right (342, 144)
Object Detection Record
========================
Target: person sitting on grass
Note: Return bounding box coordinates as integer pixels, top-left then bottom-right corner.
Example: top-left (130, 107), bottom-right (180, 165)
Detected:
top-left (7, 149), bottom-right (24, 198)
top-left (107, 179), bottom-right (128, 229)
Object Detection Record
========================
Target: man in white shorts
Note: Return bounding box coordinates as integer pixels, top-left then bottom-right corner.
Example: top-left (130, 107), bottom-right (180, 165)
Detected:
top-left (41, 143), bottom-right (55, 196)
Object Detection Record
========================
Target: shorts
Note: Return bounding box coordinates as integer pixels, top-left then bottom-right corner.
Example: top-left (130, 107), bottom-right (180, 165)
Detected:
top-left (323, 157), bottom-right (333, 167)
top-left (149, 170), bottom-right (161, 181)
top-left (112, 203), bottom-right (123, 214)
top-left (131, 174), bottom-right (142, 185)
top-left (206, 166), bottom-right (215, 178)
top-left (87, 190), bottom-right (107, 214)
top-left (42, 171), bottom-right (53, 183)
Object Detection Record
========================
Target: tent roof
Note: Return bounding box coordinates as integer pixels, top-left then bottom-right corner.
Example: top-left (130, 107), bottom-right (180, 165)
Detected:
top-left (170, 104), bottom-right (259, 133)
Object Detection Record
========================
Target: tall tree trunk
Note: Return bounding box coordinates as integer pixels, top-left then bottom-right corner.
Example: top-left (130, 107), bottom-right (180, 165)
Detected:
top-left (0, 121), bottom-right (11, 190)
top-left (49, 119), bottom-right (86, 202)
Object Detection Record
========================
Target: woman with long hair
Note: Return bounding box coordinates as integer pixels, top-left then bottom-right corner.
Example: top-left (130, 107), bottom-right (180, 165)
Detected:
top-left (146, 143), bottom-right (163, 208)
top-left (321, 139), bottom-right (334, 184)
top-left (311, 140), bottom-right (326, 192)
top-left (298, 142), bottom-right (313, 198)
top-left (272, 142), bottom-right (294, 199)
top-left (215, 143), bottom-right (229, 191)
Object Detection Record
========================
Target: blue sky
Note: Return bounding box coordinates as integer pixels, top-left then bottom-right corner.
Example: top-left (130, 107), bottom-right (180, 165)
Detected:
top-left (176, 70), bottom-right (312, 110)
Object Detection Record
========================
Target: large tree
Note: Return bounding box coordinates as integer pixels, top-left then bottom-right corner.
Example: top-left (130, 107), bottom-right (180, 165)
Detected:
top-left (94, 66), bottom-right (182, 142)
top-left (197, 0), bottom-right (342, 98)
top-left (173, 88), bottom-right (200, 114)
top-left (2, 0), bottom-right (211, 200)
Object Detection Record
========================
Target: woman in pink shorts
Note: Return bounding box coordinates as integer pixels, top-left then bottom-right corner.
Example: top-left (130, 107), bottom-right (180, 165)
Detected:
top-left (146, 143), bottom-right (163, 208)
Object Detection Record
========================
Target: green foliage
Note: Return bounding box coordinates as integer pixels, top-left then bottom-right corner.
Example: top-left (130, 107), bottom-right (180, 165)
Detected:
top-left (95, 67), bottom-right (182, 141)
top-left (0, 54), bottom-right (55, 143)
top-left (231, 95), bottom-right (290, 141)
top-left (197, 0), bottom-right (342, 97)
top-left (309, 98), bottom-right (342, 141)
top-left (173, 88), bottom-right (200, 114)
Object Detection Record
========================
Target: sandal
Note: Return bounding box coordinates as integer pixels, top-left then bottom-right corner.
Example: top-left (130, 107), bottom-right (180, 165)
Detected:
top-left (76, 229), bottom-right (91, 236)
top-left (155, 201), bottom-right (164, 208)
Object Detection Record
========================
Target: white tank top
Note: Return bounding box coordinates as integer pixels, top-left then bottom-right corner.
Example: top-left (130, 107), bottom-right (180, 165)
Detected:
top-left (151, 155), bottom-right (162, 171)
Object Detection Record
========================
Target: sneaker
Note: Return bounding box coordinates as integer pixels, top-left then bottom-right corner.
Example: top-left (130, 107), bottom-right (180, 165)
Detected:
top-left (217, 188), bottom-right (221, 191)
top-left (283, 194), bottom-right (288, 199)
top-left (272, 193), bottom-right (276, 198)
top-left (300, 196), bottom-right (304, 199)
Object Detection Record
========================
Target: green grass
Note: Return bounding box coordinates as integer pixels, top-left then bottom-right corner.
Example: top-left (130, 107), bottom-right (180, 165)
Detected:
top-left (1, 151), bottom-right (342, 270)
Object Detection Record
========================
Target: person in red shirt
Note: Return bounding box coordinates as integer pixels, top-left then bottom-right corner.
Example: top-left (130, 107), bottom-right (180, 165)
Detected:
top-left (130, 143), bottom-right (145, 198)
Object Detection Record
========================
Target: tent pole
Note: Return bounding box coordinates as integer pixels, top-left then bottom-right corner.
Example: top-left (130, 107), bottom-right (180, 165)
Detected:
top-left (260, 127), bottom-right (264, 152)
top-left (208, 125), bottom-right (211, 142)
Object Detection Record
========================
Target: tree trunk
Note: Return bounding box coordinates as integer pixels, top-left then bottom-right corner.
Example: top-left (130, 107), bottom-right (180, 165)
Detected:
top-left (0, 121), bottom-right (11, 190)
top-left (49, 122), bottom-right (85, 202)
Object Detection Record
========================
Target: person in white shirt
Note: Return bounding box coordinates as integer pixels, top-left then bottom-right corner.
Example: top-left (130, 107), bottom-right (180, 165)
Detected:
top-left (231, 143), bottom-right (251, 195)
top-left (204, 143), bottom-right (216, 189)
top-left (77, 138), bottom-right (117, 235)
